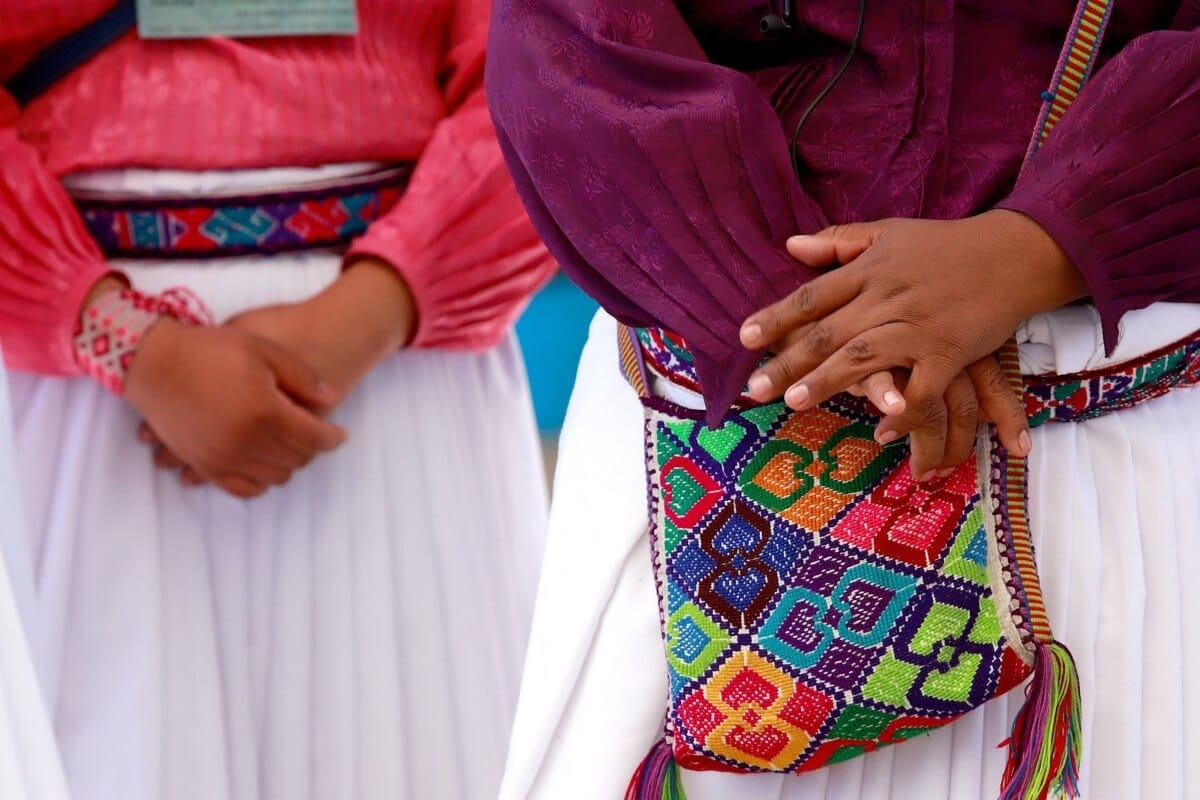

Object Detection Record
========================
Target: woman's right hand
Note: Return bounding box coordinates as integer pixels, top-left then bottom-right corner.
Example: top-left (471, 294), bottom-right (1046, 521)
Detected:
top-left (123, 319), bottom-right (348, 498)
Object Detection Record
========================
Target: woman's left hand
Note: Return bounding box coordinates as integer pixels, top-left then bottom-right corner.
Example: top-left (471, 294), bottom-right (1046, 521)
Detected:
top-left (739, 210), bottom-right (1087, 474)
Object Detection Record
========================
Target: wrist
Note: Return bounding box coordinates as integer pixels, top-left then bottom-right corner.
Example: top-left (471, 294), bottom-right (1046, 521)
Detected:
top-left (80, 275), bottom-right (128, 320)
top-left (122, 317), bottom-right (183, 407)
top-left (329, 256), bottom-right (418, 355)
top-left (76, 287), bottom-right (212, 396)
top-left (983, 209), bottom-right (1088, 322)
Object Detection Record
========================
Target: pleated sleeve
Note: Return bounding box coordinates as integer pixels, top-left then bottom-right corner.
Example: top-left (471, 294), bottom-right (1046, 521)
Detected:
top-left (345, 0), bottom-right (555, 351)
top-left (999, 25), bottom-right (1200, 351)
top-left (0, 92), bottom-right (114, 375)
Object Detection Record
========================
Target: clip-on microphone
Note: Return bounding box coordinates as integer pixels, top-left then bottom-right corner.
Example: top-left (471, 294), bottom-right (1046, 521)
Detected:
top-left (760, 0), bottom-right (795, 35)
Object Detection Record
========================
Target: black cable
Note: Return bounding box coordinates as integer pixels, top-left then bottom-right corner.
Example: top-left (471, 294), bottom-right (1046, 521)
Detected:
top-left (789, 0), bottom-right (867, 180)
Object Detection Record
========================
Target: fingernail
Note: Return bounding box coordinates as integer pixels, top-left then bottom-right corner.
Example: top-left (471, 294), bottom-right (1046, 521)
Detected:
top-left (1018, 430), bottom-right (1032, 456)
top-left (748, 373), bottom-right (772, 397)
top-left (787, 235), bottom-right (811, 246)
top-left (876, 430), bottom-right (899, 445)
top-left (785, 383), bottom-right (810, 408)
top-left (936, 467), bottom-right (955, 478)
top-left (919, 470), bottom-right (936, 483)
top-left (883, 390), bottom-right (903, 410)
top-left (741, 323), bottom-right (763, 344)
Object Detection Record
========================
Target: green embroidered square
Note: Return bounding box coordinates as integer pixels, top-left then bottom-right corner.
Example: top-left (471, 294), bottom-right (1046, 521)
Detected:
top-left (909, 603), bottom-right (969, 656)
top-left (827, 705), bottom-right (896, 741)
top-left (863, 653), bottom-right (920, 708)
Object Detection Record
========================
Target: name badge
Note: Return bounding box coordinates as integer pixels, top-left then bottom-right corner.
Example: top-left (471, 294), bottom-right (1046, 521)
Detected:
top-left (136, 0), bottom-right (358, 39)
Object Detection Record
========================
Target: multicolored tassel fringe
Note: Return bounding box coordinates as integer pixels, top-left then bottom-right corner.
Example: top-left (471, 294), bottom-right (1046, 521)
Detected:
top-left (626, 740), bottom-right (687, 800)
top-left (1000, 641), bottom-right (1083, 799)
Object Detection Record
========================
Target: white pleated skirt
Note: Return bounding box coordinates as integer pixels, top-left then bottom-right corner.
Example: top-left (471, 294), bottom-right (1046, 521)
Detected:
top-left (0, 358), bottom-right (69, 800)
top-left (3, 167), bottom-right (548, 800)
top-left (500, 307), bottom-right (1200, 800)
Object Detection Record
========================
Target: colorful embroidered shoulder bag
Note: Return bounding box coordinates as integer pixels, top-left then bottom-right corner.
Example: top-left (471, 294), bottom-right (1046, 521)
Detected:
top-left (621, 3), bottom-right (1142, 798)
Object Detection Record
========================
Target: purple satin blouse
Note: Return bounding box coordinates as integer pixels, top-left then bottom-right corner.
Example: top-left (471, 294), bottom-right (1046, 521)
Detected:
top-left (486, 0), bottom-right (1200, 415)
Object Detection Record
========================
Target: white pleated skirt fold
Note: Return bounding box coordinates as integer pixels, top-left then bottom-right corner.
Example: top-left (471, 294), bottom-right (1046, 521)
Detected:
top-left (0, 359), bottom-right (70, 800)
top-left (5, 247), bottom-right (547, 800)
top-left (500, 309), bottom-right (1200, 800)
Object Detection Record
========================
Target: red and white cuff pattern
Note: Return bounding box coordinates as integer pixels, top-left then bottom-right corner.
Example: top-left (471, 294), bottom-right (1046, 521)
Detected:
top-left (73, 287), bottom-right (212, 395)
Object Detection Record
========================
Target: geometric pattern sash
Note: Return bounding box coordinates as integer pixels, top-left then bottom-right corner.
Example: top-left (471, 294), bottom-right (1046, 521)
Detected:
top-left (73, 164), bottom-right (413, 259)
top-left (625, 325), bottom-right (1200, 430)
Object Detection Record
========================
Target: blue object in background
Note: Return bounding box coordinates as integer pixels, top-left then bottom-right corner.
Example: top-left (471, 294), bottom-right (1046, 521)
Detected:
top-left (516, 273), bottom-right (599, 431)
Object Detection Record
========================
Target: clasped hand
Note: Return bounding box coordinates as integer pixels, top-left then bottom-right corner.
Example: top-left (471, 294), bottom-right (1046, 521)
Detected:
top-left (125, 320), bottom-right (348, 498)
top-left (739, 210), bottom-right (1086, 480)
top-left (125, 258), bottom-right (415, 498)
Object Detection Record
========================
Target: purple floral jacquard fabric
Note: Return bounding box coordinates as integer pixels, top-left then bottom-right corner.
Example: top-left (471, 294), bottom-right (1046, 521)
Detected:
top-left (486, 0), bottom-right (1200, 416)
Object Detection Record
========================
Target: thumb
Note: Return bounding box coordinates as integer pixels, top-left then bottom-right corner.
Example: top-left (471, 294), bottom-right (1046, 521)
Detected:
top-left (255, 338), bottom-right (339, 410)
top-left (787, 222), bottom-right (884, 268)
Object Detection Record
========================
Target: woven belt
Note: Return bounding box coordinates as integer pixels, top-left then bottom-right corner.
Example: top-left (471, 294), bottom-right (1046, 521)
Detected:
top-left (72, 164), bottom-right (413, 259)
top-left (628, 325), bottom-right (1200, 428)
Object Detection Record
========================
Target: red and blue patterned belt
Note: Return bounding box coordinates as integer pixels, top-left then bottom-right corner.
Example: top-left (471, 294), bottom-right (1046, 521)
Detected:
top-left (72, 164), bottom-right (413, 259)
top-left (630, 326), bottom-right (1200, 427)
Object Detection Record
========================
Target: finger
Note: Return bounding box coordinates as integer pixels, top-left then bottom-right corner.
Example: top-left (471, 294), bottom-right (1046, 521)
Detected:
top-left (857, 370), bottom-right (906, 416)
top-left (898, 364), bottom-right (958, 480)
top-left (241, 460), bottom-right (293, 488)
top-left (873, 371), bottom-right (912, 444)
top-left (272, 397), bottom-right (349, 456)
top-left (909, 403), bottom-right (948, 481)
top-left (254, 438), bottom-right (317, 471)
top-left (237, 421), bottom-right (322, 471)
top-left (138, 423), bottom-right (161, 447)
top-left (153, 446), bottom-right (186, 471)
top-left (938, 373), bottom-right (980, 474)
top-left (784, 222), bottom-right (885, 268)
top-left (216, 475), bottom-right (268, 499)
top-left (181, 468), bottom-right (207, 487)
top-left (968, 356), bottom-right (1032, 457)
top-left (776, 327), bottom-right (910, 410)
top-left (747, 304), bottom-right (881, 401)
top-left (256, 338), bottom-right (339, 410)
top-left (213, 442), bottom-right (297, 486)
top-left (740, 268), bottom-right (863, 350)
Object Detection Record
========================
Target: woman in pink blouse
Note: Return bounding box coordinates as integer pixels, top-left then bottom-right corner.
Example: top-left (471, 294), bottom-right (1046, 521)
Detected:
top-left (0, 2), bottom-right (554, 798)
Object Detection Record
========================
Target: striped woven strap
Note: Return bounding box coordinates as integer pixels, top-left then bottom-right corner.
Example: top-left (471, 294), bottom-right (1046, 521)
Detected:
top-left (1002, 0), bottom-right (1114, 645)
top-left (618, 322), bottom-right (650, 399)
top-left (1020, 0), bottom-right (1116, 169)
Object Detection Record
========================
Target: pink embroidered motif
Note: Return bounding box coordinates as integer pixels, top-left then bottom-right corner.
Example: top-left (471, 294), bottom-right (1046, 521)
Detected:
top-left (73, 287), bottom-right (212, 395)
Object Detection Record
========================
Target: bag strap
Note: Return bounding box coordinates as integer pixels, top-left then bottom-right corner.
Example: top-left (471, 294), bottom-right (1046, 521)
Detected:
top-left (4, 0), bottom-right (137, 106)
top-left (1001, 0), bottom-right (1114, 647)
top-left (617, 323), bottom-right (651, 399)
top-left (1019, 0), bottom-right (1116, 169)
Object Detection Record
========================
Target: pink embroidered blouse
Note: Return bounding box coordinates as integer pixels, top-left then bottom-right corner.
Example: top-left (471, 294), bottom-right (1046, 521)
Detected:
top-left (0, 0), bottom-right (554, 375)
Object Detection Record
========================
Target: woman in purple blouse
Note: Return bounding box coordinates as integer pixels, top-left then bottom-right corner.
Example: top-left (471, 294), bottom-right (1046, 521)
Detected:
top-left (487, 2), bottom-right (1200, 798)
